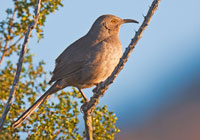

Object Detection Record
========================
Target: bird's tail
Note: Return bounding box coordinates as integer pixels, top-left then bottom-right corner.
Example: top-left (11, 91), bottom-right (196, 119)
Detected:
top-left (12, 81), bottom-right (63, 128)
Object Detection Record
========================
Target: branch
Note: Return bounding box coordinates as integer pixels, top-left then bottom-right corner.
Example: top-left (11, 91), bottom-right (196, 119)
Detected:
top-left (0, 40), bottom-right (9, 65)
top-left (0, 5), bottom-right (17, 65)
top-left (83, 110), bottom-right (93, 139)
top-left (10, 36), bottom-right (24, 47)
top-left (0, 0), bottom-right (42, 129)
top-left (82, 0), bottom-right (161, 139)
top-left (0, 36), bottom-right (24, 65)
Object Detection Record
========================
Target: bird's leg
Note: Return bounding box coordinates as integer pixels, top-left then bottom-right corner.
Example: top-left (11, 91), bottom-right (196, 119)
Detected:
top-left (78, 88), bottom-right (89, 113)
top-left (78, 88), bottom-right (89, 102)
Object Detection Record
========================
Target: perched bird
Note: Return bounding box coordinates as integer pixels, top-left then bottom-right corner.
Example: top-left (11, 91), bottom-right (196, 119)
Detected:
top-left (12, 14), bottom-right (138, 128)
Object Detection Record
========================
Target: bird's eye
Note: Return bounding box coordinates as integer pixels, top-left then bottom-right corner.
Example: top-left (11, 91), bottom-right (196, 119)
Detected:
top-left (111, 19), bottom-right (117, 23)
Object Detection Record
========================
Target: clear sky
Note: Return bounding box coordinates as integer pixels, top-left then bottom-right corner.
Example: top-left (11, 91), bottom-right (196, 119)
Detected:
top-left (1, 0), bottom-right (200, 130)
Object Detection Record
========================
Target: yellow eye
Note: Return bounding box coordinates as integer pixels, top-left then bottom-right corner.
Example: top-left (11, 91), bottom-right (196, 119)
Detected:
top-left (111, 19), bottom-right (117, 23)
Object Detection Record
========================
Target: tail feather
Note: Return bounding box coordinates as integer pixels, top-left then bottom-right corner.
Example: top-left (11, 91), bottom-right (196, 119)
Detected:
top-left (12, 81), bottom-right (62, 128)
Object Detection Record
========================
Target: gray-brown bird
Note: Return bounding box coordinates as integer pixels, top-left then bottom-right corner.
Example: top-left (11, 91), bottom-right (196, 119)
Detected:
top-left (12, 14), bottom-right (138, 128)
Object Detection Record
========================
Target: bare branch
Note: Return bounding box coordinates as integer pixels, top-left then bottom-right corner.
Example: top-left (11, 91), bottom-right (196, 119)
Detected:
top-left (8, 5), bottom-right (17, 35)
top-left (82, 0), bottom-right (161, 139)
top-left (0, 36), bottom-right (23, 65)
top-left (10, 36), bottom-right (24, 47)
top-left (0, 5), bottom-right (17, 65)
top-left (83, 110), bottom-right (93, 139)
top-left (0, 0), bottom-right (42, 129)
top-left (0, 40), bottom-right (9, 65)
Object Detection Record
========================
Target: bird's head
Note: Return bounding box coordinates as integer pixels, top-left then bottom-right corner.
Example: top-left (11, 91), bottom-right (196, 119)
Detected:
top-left (88, 14), bottom-right (139, 38)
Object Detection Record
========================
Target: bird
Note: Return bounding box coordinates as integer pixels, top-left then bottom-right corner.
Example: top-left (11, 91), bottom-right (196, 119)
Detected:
top-left (12, 14), bottom-right (138, 128)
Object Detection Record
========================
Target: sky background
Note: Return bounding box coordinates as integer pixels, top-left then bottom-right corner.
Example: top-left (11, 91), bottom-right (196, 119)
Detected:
top-left (1, 0), bottom-right (200, 138)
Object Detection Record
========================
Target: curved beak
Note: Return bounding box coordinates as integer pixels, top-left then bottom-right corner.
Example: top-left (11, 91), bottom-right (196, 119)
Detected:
top-left (122, 19), bottom-right (139, 24)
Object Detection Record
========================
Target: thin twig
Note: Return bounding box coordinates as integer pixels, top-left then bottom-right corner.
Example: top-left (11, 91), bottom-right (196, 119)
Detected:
top-left (0, 6), bottom-right (17, 65)
top-left (82, 0), bottom-right (161, 139)
top-left (0, 36), bottom-right (24, 65)
top-left (10, 36), bottom-right (24, 48)
top-left (0, 41), bottom-right (9, 65)
top-left (0, 0), bottom-right (42, 129)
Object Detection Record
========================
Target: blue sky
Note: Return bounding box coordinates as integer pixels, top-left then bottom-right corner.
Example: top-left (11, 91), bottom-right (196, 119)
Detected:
top-left (1, 0), bottom-right (200, 130)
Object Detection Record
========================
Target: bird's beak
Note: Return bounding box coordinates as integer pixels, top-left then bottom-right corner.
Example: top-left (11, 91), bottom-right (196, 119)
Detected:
top-left (122, 19), bottom-right (139, 24)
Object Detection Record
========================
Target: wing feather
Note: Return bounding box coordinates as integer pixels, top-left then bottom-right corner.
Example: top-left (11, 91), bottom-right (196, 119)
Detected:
top-left (49, 35), bottom-right (90, 83)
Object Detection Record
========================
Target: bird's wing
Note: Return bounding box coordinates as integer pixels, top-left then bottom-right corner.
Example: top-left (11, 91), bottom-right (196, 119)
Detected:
top-left (49, 60), bottom-right (84, 83)
top-left (49, 36), bottom-right (90, 83)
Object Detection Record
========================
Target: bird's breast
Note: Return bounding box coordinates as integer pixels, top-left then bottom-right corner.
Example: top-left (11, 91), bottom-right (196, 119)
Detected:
top-left (78, 37), bottom-right (122, 88)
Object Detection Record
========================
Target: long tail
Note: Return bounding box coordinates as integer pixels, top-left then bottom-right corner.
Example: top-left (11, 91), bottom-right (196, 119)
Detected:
top-left (12, 81), bottom-right (63, 128)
